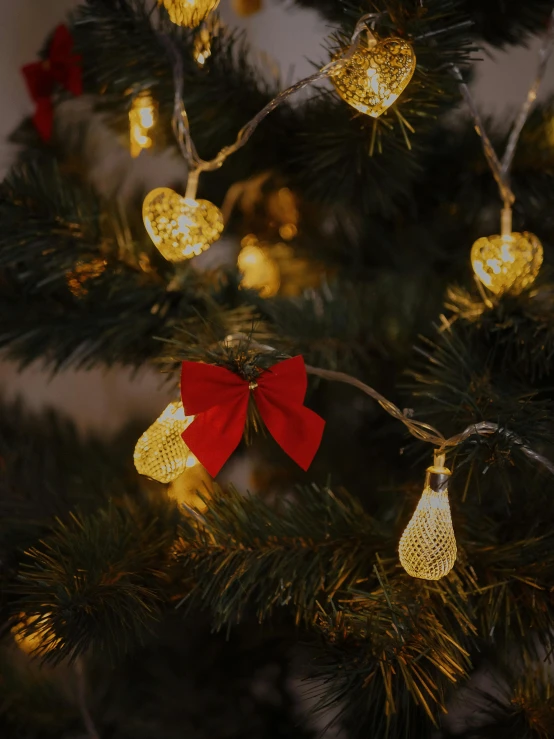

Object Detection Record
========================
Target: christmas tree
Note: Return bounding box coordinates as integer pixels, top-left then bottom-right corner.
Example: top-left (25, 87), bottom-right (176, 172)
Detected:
top-left (2, 0), bottom-right (554, 736)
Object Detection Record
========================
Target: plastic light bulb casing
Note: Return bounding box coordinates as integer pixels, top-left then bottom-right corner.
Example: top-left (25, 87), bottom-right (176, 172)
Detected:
top-left (399, 463), bottom-right (457, 580)
top-left (134, 401), bottom-right (197, 483)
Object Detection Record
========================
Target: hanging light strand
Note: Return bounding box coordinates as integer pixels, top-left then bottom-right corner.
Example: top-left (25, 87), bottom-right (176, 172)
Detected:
top-left (451, 9), bottom-right (554, 214)
top-left (159, 13), bottom-right (382, 196)
top-left (223, 333), bottom-right (554, 476)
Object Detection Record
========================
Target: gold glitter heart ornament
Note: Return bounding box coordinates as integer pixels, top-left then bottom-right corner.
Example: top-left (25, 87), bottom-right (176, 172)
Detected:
top-left (331, 37), bottom-right (416, 118)
top-left (471, 231), bottom-right (543, 295)
top-left (143, 187), bottom-right (224, 262)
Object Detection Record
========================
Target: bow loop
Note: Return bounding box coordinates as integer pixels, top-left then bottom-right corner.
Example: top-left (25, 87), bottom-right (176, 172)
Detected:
top-left (180, 357), bottom-right (325, 477)
top-left (22, 25), bottom-right (82, 142)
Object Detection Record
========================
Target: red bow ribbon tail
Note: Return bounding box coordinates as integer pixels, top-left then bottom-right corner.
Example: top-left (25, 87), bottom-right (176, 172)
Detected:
top-left (21, 25), bottom-right (82, 142)
top-left (254, 356), bottom-right (325, 471)
top-left (49, 25), bottom-right (83, 95)
top-left (181, 362), bottom-right (250, 477)
top-left (32, 98), bottom-right (54, 142)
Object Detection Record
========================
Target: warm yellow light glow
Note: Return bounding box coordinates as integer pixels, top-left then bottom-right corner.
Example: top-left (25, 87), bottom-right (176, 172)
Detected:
top-left (168, 463), bottom-right (213, 511)
top-left (143, 187), bottom-right (224, 262)
top-left (134, 401), bottom-right (197, 484)
top-left (161, 0), bottom-right (220, 27)
top-left (193, 25), bottom-right (212, 67)
top-left (399, 464), bottom-right (456, 581)
top-left (12, 613), bottom-right (58, 655)
top-left (331, 37), bottom-right (415, 118)
top-left (231, 0), bottom-right (262, 15)
top-left (66, 259), bottom-right (107, 297)
top-left (471, 232), bottom-right (543, 295)
top-left (129, 92), bottom-right (158, 158)
top-left (238, 243), bottom-right (280, 298)
top-left (279, 223), bottom-right (297, 241)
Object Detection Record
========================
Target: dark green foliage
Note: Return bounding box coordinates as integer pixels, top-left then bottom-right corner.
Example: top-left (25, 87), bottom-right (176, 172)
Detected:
top-left (280, 0), bottom-right (554, 45)
top-left (174, 485), bottom-right (386, 627)
top-left (3, 0), bottom-right (554, 736)
top-left (0, 398), bottom-right (134, 564)
top-left (14, 497), bottom-right (180, 662)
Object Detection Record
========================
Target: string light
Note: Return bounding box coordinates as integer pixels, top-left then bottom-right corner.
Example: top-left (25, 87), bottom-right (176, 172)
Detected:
top-left (471, 208), bottom-right (542, 295)
top-left (129, 91), bottom-right (157, 158)
top-left (331, 35), bottom-right (416, 117)
top-left (398, 453), bottom-right (457, 581)
top-left (161, 0), bottom-right (220, 27)
top-left (143, 187), bottom-right (224, 262)
top-left (134, 401), bottom-right (198, 484)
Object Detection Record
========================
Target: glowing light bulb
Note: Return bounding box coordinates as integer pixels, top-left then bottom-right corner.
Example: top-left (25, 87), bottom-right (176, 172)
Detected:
top-left (129, 92), bottom-right (157, 158)
top-left (134, 401), bottom-right (197, 483)
top-left (471, 231), bottom-right (543, 295)
top-left (331, 37), bottom-right (415, 118)
top-left (143, 187), bottom-right (224, 262)
top-left (399, 458), bottom-right (457, 580)
top-left (238, 240), bottom-right (280, 298)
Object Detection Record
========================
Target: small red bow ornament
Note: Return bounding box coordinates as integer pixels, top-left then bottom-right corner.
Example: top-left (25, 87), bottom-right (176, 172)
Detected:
top-left (22, 25), bottom-right (82, 142)
top-left (181, 356), bottom-right (325, 477)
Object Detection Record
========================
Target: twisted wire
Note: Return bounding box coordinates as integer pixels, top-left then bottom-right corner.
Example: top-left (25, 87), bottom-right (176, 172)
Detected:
top-left (451, 8), bottom-right (554, 210)
top-left (160, 13), bottom-right (382, 177)
top-left (224, 333), bottom-right (554, 476)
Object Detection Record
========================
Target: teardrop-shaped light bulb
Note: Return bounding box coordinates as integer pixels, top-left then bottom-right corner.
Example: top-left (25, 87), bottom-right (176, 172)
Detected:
top-left (399, 460), bottom-right (457, 580)
top-left (134, 401), bottom-right (196, 484)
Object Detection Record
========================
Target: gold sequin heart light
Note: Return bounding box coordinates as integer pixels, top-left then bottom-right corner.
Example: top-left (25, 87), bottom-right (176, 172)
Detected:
top-left (331, 37), bottom-right (416, 118)
top-left (471, 231), bottom-right (543, 295)
top-left (143, 187), bottom-right (224, 262)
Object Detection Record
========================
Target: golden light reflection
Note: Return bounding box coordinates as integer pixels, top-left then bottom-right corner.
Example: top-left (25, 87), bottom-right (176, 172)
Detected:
top-left (129, 92), bottom-right (158, 158)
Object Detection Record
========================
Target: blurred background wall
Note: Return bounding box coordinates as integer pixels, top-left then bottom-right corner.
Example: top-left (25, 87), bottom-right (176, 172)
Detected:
top-left (1, 0), bottom-right (554, 434)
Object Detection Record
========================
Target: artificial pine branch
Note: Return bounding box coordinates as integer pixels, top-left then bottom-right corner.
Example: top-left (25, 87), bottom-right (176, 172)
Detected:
top-left (13, 496), bottom-right (180, 663)
top-left (174, 484), bottom-right (386, 627)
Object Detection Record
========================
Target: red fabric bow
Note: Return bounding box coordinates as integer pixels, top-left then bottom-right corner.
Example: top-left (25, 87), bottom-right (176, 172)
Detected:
top-left (22, 25), bottom-right (82, 142)
top-left (181, 356), bottom-right (325, 477)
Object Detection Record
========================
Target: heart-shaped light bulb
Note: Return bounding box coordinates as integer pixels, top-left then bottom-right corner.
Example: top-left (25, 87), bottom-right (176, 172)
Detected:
top-left (471, 231), bottom-right (543, 295)
top-left (143, 187), bottom-right (224, 262)
top-left (331, 37), bottom-right (416, 118)
top-left (162, 0), bottom-right (220, 27)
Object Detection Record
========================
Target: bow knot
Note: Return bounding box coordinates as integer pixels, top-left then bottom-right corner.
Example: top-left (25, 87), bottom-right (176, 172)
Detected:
top-left (22, 25), bottom-right (82, 142)
top-left (180, 356), bottom-right (325, 477)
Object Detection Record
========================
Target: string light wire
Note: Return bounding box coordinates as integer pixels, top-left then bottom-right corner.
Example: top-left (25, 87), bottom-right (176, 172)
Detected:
top-left (451, 9), bottom-right (554, 214)
top-left (224, 333), bottom-right (554, 477)
top-left (160, 13), bottom-right (381, 196)
top-left (164, 9), bottom-right (554, 473)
